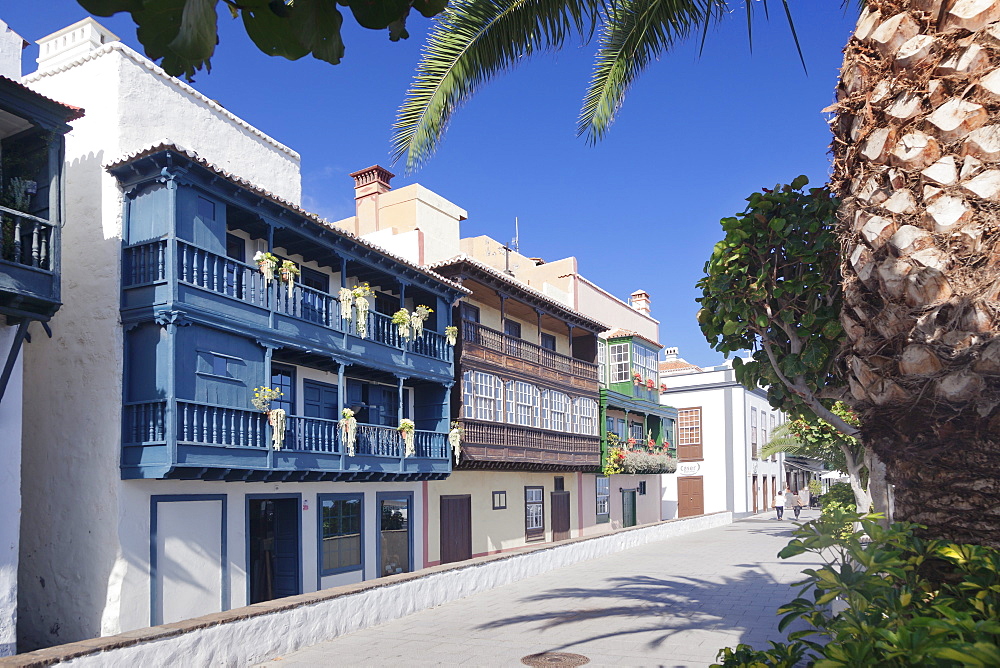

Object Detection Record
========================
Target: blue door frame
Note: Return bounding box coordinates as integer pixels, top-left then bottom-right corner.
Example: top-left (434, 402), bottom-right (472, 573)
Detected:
top-left (246, 493), bottom-right (303, 604)
top-left (375, 491), bottom-right (414, 578)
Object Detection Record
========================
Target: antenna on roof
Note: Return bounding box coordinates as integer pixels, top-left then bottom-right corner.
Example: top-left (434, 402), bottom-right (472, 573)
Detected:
top-left (511, 217), bottom-right (520, 254)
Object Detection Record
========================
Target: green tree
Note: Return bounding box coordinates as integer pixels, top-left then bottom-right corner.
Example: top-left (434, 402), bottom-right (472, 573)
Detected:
top-left (76, 0), bottom-right (448, 79)
top-left (762, 404), bottom-right (872, 513)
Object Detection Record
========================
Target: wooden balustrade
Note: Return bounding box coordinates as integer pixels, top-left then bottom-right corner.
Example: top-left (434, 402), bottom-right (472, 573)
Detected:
top-left (461, 320), bottom-right (597, 381)
top-left (123, 239), bottom-right (452, 362)
top-left (0, 205), bottom-right (54, 271)
top-left (459, 419), bottom-right (601, 469)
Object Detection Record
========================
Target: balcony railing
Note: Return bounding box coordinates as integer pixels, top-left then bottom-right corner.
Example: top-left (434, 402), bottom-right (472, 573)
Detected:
top-left (461, 320), bottom-right (598, 380)
top-left (458, 419), bottom-right (601, 469)
top-left (122, 239), bottom-right (452, 362)
top-left (0, 204), bottom-right (55, 271)
top-left (123, 400), bottom-right (449, 477)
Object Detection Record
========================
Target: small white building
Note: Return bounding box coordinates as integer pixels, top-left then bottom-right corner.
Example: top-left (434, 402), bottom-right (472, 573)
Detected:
top-left (659, 349), bottom-right (786, 517)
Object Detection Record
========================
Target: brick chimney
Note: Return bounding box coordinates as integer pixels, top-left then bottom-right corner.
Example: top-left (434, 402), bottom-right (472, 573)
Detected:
top-left (350, 165), bottom-right (394, 236)
top-left (36, 18), bottom-right (119, 72)
top-left (629, 289), bottom-right (651, 315)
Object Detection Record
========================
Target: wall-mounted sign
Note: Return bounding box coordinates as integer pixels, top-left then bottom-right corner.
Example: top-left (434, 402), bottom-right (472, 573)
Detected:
top-left (678, 462), bottom-right (701, 476)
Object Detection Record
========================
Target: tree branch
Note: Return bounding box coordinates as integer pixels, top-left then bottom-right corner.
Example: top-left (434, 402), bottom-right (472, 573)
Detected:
top-left (761, 338), bottom-right (860, 438)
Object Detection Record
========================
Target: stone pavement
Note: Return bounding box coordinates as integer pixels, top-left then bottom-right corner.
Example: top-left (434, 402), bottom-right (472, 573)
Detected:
top-left (258, 510), bottom-right (824, 668)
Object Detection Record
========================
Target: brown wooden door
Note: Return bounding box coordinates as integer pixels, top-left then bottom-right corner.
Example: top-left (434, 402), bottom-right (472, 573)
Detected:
top-left (551, 491), bottom-right (571, 541)
top-left (752, 475), bottom-right (759, 513)
top-left (763, 477), bottom-right (769, 511)
top-left (440, 495), bottom-right (472, 564)
top-left (677, 476), bottom-right (704, 518)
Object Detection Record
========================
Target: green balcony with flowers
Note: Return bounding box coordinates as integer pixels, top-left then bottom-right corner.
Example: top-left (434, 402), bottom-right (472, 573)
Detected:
top-left (597, 331), bottom-right (678, 475)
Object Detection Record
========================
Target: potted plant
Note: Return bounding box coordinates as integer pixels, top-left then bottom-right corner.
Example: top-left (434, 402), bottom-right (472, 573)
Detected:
top-left (660, 383), bottom-right (668, 393)
top-left (411, 304), bottom-right (433, 338)
top-left (645, 378), bottom-right (655, 390)
top-left (632, 371), bottom-right (642, 386)
top-left (251, 386), bottom-right (285, 450)
top-left (339, 408), bottom-right (358, 457)
top-left (445, 325), bottom-right (458, 346)
top-left (253, 251), bottom-right (279, 283)
top-left (448, 420), bottom-right (463, 464)
top-left (392, 308), bottom-right (412, 340)
top-left (398, 418), bottom-right (416, 457)
top-left (279, 259), bottom-right (300, 297)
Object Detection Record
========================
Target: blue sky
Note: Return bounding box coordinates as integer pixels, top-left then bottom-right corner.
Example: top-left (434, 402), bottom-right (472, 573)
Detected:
top-left (5, 2), bottom-right (859, 368)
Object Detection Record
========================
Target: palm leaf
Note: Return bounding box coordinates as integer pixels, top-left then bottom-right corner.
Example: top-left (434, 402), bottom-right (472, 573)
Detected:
top-left (578, 0), bottom-right (728, 143)
top-left (759, 421), bottom-right (807, 460)
top-left (391, 0), bottom-right (601, 173)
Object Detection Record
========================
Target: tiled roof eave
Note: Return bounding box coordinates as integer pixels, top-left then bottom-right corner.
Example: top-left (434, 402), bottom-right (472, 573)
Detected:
top-left (428, 255), bottom-right (607, 332)
top-left (105, 143), bottom-right (470, 296)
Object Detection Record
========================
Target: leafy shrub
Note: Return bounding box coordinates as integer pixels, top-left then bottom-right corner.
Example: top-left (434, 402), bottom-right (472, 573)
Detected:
top-left (713, 512), bottom-right (1000, 667)
top-left (821, 482), bottom-right (855, 509)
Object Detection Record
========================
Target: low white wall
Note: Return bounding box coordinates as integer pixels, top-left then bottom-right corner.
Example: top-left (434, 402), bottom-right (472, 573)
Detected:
top-left (50, 512), bottom-right (732, 667)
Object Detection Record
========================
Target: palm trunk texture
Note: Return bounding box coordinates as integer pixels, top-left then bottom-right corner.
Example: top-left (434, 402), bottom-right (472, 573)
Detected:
top-left (833, 0), bottom-right (1000, 546)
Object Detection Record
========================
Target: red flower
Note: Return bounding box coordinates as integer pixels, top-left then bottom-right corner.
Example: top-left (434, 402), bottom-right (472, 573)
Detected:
top-left (627, 437), bottom-right (637, 446)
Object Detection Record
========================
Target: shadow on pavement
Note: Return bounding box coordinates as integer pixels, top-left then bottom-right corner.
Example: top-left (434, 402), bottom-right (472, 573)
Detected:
top-left (475, 527), bottom-right (826, 655)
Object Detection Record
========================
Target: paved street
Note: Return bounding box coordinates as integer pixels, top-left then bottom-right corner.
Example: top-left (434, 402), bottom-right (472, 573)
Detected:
top-left (259, 510), bottom-right (823, 668)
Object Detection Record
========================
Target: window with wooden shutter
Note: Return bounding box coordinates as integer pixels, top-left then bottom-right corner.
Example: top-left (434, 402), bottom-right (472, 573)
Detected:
top-left (677, 408), bottom-right (702, 461)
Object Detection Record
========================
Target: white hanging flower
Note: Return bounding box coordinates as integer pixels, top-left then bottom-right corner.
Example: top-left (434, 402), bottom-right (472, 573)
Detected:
top-left (268, 408), bottom-right (287, 450)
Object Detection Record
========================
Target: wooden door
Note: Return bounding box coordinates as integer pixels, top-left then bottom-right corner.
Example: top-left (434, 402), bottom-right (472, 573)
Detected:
top-left (752, 475), bottom-right (759, 513)
top-left (763, 476), bottom-right (770, 511)
top-left (622, 490), bottom-right (637, 527)
top-left (439, 495), bottom-right (472, 564)
top-left (551, 491), bottom-right (571, 541)
top-left (677, 476), bottom-right (704, 518)
top-left (248, 498), bottom-right (300, 604)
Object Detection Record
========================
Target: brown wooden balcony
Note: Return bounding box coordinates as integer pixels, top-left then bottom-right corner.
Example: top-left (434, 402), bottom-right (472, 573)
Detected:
top-left (457, 419), bottom-right (601, 471)
top-left (461, 320), bottom-right (598, 390)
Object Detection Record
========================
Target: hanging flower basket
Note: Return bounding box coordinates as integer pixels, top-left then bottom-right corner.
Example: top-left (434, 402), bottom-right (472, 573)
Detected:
top-left (253, 252), bottom-right (279, 283)
top-left (645, 378), bottom-right (655, 390)
top-left (411, 304), bottom-right (433, 339)
top-left (268, 408), bottom-right (287, 450)
top-left (660, 383), bottom-right (668, 393)
top-left (392, 308), bottom-right (412, 340)
top-left (339, 287), bottom-right (354, 321)
top-left (448, 421), bottom-right (463, 464)
top-left (339, 408), bottom-right (358, 457)
top-left (355, 295), bottom-right (371, 339)
top-left (398, 418), bottom-right (416, 457)
top-left (632, 372), bottom-right (642, 386)
top-left (279, 260), bottom-right (300, 298)
top-left (445, 326), bottom-right (458, 346)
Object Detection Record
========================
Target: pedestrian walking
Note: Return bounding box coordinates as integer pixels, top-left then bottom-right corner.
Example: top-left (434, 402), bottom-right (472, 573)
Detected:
top-left (792, 491), bottom-right (804, 520)
top-left (773, 491), bottom-right (784, 519)
top-left (799, 485), bottom-right (811, 508)
top-left (783, 487), bottom-right (798, 520)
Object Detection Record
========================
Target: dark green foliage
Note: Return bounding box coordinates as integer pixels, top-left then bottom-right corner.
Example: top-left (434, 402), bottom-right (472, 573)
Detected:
top-left (821, 483), bottom-right (855, 510)
top-left (714, 514), bottom-right (1000, 667)
top-left (77, 0), bottom-right (446, 79)
top-left (697, 178), bottom-right (843, 422)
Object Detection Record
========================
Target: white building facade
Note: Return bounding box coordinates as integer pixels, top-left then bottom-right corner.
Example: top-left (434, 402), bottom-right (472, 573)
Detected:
top-left (660, 352), bottom-right (786, 518)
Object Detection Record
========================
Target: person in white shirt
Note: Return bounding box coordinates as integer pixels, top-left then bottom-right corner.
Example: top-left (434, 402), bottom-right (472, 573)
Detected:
top-left (773, 492), bottom-right (784, 519)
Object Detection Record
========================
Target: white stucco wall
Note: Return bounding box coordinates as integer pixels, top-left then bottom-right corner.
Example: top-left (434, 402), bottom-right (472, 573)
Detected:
top-left (24, 43), bottom-right (300, 204)
top-left (0, 326), bottom-right (22, 656)
top-left (53, 512), bottom-right (732, 668)
top-left (16, 31), bottom-right (306, 650)
top-left (661, 365), bottom-right (786, 517)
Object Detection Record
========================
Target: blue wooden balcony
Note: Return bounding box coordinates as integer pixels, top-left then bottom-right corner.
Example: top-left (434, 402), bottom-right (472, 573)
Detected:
top-left (0, 205), bottom-right (59, 320)
top-left (122, 399), bottom-right (451, 481)
top-left (122, 238), bottom-right (453, 376)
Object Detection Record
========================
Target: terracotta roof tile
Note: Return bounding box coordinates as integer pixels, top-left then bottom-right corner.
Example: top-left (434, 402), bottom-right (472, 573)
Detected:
top-left (105, 142), bottom-right (469, 295)
top-left (0, 75), bottom-right (84, 121)
top-left (602, 328), bottom-right (663, 349)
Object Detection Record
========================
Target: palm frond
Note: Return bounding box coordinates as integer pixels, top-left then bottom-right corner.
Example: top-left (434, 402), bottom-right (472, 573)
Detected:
top-left (391, 0), bottom-right (600, 173)
top-left (578, 0), bottom-right (728, 144)
top-left (759, 421), bottom-right (806, 460)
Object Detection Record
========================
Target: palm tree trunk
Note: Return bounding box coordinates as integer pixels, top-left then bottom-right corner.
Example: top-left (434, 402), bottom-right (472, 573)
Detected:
top-left (833, 0), bottom-right (1000, 546)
